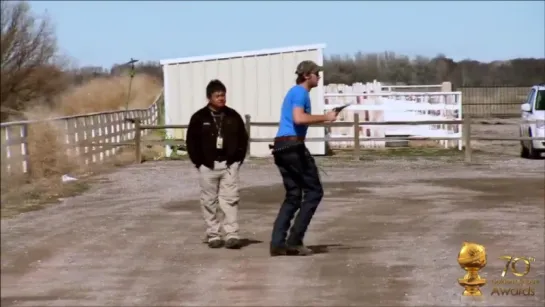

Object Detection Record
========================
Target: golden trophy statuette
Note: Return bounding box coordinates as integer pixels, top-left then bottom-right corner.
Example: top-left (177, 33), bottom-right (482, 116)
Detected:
top-left (457, 242), bottom-right (487, 296)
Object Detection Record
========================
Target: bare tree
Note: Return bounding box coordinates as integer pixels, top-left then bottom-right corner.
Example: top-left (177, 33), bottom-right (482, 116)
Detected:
top-left (1, 0), bottom-right (66, 121)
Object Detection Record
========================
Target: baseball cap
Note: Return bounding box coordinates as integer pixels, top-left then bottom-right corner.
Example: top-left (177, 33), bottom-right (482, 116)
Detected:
top-left (295, 60), bottom-right (323, 75)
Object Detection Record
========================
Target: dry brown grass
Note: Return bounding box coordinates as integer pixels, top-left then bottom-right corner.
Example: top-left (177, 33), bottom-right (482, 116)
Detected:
top-left (1, 74), bottom-right (162, 218)
top-left (20, 73), bottom-right (162, 178)
top-left (55, 74), bottom-right (162, 116)
top-left (26, 126), bottom-right (79, 176)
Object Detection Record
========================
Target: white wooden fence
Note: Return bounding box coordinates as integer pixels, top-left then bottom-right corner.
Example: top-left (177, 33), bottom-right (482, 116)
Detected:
top-left (0, 92), bottom-right (162, 178)
top-left (323, 81), bottom-right (461, 149)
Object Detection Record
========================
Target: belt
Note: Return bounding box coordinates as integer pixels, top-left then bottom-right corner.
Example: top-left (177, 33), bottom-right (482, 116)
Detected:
top-left (269, 136), bottom-right (305, 151)
top-left (274, 136), bottom-right (305, 142)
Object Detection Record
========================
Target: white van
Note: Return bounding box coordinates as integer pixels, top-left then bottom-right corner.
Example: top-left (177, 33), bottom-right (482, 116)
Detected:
top-left (520, 84), bottom-right (545, 159)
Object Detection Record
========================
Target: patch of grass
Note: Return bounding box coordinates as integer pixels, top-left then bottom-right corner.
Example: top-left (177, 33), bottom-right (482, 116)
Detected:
top-left (137, 129), bottom-right (190, 162)
top-left (242, 146), bottom-right (471, 165)
top-left (162, 151), bottom-right (189, 161)
top-left (322, 146), bottom-right (468, 162)
top-left (359, 147), bottom-right (462, 159)
top-left (1, 180), bottom-right (90, 219)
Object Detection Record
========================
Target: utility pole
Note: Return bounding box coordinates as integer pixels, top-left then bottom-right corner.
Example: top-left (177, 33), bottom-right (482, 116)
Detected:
top-left (124, 58), bottom-right (139, 110)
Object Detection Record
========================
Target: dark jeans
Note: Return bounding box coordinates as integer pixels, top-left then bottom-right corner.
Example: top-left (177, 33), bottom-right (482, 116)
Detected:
top-left (270, 140), bottom-right (324, 247)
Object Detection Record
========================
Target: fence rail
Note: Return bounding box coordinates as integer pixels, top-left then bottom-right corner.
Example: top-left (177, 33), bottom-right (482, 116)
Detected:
top-left (0, 91), bottom-right (163, 179)
top-left (457, 86), bottom-right (529, 118)
top-left (1, 85), bottom-right (541, 179)
top-left (128, 114), bottom-right (544, 164)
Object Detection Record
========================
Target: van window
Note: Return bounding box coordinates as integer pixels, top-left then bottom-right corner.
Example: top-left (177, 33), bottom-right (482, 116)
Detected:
top-left (526, 89), bottom-right (536, 104)
top-left (535, 90), bottom-right (545, 111)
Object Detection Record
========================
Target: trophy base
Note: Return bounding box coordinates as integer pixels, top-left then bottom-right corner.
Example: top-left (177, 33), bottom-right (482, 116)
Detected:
top-left (458, 278), bottom-right (486, 296)
top-left (461, 289), bottom-right (484, 296)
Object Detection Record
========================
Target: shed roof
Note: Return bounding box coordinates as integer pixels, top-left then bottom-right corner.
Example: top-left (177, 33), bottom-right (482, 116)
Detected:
top-left (159, 43), bottom-right (326, 66)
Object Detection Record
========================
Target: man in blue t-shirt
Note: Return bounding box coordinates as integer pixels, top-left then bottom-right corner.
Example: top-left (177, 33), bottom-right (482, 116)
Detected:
top-left (269, 60), bottom-right (339, 257)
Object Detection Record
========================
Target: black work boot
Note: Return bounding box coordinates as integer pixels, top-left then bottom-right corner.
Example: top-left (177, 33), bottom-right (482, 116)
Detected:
top-left (225, 238), bottom-right (242, 249)
top-left (286, 245), bottom-right (314, 256)
top-left (270, 245), bottom-right (288, 257)
top-left (208, 238), bottom-right (224, 248)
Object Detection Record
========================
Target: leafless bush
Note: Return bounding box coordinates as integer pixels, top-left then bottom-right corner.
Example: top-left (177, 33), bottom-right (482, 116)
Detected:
top-left (0, 0), bottom-right (68, 122)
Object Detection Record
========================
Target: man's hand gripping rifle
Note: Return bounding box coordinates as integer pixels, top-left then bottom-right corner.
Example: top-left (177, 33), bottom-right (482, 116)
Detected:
top-left (331, 103), bottom-right (352, 114)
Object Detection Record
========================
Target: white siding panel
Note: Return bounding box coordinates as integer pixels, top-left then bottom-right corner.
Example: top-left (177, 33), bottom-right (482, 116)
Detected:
top-left (256, 55), bottom-right (271, 122)
top-left (175, 62), bottom-right (192, 140)
top-left (204, 60), bottom-right (219, 79)
top-left (242, 57), bottom-right (258, 120)
top-left (269, 53), bottom-right (284, 124)
top-left (253, 55), bottom-right (273, 156)
top-left (164, 65), bottom-right (180, 140)
top-left (162, 45), bottom-right (326, 157)
top-left (229, 57), bottom-right (246, 114)
top-left (192, 62), bottom-right (206, 108)
top-left (217, 60), bottom-right (231, 98)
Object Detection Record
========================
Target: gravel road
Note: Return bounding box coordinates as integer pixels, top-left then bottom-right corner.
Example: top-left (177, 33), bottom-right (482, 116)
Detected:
top-left (1, 153), bottom-right (544, 306)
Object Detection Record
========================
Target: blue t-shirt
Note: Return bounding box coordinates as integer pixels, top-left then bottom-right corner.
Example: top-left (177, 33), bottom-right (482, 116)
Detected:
top-left (276, 85), bottom-right (311, 137)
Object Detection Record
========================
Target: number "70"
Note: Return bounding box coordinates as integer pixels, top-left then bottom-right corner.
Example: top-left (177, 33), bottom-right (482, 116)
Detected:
top-left (500, 256), bottom-right (535, 277)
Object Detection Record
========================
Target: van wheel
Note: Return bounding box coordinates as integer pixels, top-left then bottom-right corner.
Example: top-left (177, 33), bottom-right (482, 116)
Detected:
top-left (527, 130), bottom-right (542, 159)
top-left (520, 143), bottom-right (530, 158)
top-left (528, 143), bottom-right (541, 159)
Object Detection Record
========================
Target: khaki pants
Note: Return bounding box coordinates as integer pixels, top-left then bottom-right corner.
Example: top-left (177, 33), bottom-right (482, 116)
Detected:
top-left (199, 161), bottom-right (240, 241)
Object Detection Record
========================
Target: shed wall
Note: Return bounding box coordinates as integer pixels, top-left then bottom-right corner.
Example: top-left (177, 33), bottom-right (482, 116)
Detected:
top-left (163, 48), bottom-right (325, 157)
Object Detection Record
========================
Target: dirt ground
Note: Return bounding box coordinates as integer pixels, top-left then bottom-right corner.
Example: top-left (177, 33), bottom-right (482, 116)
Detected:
top-left (1, 146), bottom-right (544, 307)
top-left (470, 121), bottom-right (527, 156)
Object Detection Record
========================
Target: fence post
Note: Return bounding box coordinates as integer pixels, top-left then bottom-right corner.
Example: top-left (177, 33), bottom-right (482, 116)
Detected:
top-left (21, 124), bottom-right (32, 182)
top-left (462, 114), bottom-right (472, 163)
top-left (353, 113), bottom-right (360, 159)
top-left (134, 119), bottom-right (142, 164)
top-left (244, 114), bottom-right (251, 158)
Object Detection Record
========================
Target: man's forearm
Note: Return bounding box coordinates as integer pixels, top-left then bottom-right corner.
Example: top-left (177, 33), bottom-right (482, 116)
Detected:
top-left (295, 113), bottom-right (329, 125)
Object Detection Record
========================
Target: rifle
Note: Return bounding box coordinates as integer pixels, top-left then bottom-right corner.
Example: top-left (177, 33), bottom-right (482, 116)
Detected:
top-left (331, 103), bottom-right (353, 113)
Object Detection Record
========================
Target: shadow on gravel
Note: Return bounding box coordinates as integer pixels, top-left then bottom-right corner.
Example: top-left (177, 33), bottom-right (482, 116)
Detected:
top-left (238, 238), bottom-right (263, 248)
top-left (307, 243), bottom-right (370, 254)
top-left (419, 177), bottom-right (545, 205)
top-left (161, 181), bottom-right (381, 212)
top-left (201, 238), bottom-right (263, 249)
top-left (161, 200), bottom-right (199, 212)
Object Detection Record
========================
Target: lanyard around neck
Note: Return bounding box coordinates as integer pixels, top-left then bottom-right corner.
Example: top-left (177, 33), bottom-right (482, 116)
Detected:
top-left (211, 111), bottom-right (223, 134)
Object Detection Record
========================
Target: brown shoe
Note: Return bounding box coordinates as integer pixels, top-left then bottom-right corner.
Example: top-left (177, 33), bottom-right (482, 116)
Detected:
top-left (208, 239), bottom-right (224, 248)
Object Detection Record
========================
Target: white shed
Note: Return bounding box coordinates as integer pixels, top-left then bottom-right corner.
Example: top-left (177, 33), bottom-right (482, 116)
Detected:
top-left (159, 44), bottom-right (327, 157)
